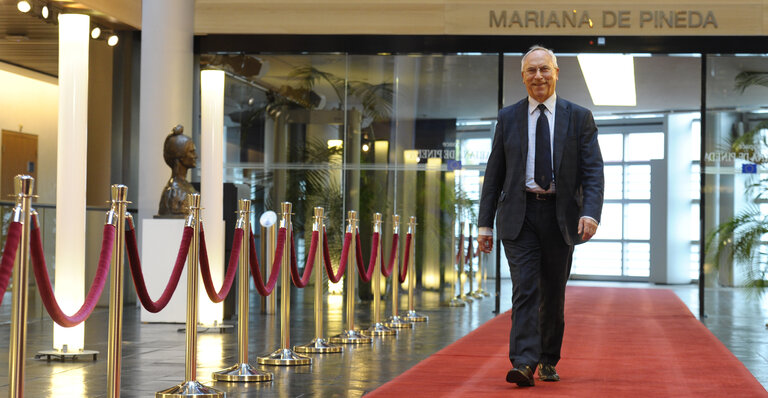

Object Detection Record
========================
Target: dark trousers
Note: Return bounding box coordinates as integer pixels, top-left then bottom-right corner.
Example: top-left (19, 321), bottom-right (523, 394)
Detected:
top-left (501, 195), bottom-right (574, 368)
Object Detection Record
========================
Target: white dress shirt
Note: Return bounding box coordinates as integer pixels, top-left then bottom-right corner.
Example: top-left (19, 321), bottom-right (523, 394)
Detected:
top-left (526, 94), bottom-right (557, 193)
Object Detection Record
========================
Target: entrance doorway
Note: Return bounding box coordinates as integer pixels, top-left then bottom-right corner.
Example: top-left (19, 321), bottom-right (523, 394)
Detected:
top-left (1, 130), bottom-right (38, 198)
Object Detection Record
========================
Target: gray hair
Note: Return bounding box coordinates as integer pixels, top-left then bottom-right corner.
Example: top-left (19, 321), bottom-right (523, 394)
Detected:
top-left (521, 45), bottom-right (558, 71)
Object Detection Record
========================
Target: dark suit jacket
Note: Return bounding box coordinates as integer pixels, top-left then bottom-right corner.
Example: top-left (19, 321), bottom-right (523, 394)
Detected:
top-left (478, 96), bottom-right (604, 246)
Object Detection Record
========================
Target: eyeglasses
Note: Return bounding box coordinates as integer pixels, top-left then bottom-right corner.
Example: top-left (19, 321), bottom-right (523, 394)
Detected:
top-left (524, 65), bottom-right (555, 77)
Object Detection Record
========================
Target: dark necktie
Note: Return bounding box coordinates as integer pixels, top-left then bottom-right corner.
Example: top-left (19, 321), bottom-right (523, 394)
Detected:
top-left (535, 103), bottom-right (552, 190)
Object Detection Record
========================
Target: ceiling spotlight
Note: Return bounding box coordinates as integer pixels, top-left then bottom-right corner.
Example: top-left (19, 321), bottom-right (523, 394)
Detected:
top-left (17, 1), bottom-right (31, 13)
top-left (41, 5), bottom-right (49, 19)
top-left (107, 34), bottom-right (118, 46)
top-left (90, 27), bottom-right (101, 39)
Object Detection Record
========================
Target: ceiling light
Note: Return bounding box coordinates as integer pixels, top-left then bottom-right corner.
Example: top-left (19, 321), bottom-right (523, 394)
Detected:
top-left (41, 5), bottom-right (49, 19)
top-left (17, 1), bottom-right (31, 13)
top-left (90, 27), bottom-right (101, 39)
top-left (577, 54), bottom-right (637, 106)
top-left (107, 34), bottom-right (118, 46)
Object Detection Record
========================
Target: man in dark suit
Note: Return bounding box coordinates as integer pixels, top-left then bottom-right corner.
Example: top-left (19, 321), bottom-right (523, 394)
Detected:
top-left (477, 45), bottom-right (604, 387)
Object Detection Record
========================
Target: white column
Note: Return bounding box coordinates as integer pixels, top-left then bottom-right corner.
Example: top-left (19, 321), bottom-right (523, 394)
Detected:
top-left (138, 0), bottom-right (194, 229)
top-left (394, 55), bottom-right (421, 287)
top-left (650, 113), bottom-right (695, 284)
top-left (423, 158), bottom-right (442, 289)
top-left (199, 69), bottom-right (225, 324)
top-left (53, 13), bottom-right (90, 351)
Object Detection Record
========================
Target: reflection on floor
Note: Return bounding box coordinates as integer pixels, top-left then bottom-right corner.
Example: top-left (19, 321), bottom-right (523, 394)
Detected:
top-left (0, 279), bottom-right (766, 396)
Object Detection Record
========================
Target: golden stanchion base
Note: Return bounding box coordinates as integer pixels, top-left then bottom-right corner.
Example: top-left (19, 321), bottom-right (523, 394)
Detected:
top-left (384, 315), bottom-right (413, 329)
top-left (257, 348), bottom-right (312, 366)
top-left (460, 294), bottom-right (474, 303)
top-left (329, 329), bottom-right (372, 344)
top-left (403, 310), bottom-right (428, 322)
top-left (476, 289), bottom-right (491, 297)
top-left (365, 322), bottom-right (397, 336)
top-left (470, 291), bottom-right (485, 299)
top-left (212, 362), bottom-right (273, 382)
top-left (155, 380), bottom-right (225, 397)
top-left (445, 297), bottom-right (466, 307)
top-left (294, 338), bottom-right (343, 353)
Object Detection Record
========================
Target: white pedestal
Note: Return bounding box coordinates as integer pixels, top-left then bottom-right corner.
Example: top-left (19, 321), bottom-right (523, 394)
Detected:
top-left (140, 218), bottom-right (188, 323)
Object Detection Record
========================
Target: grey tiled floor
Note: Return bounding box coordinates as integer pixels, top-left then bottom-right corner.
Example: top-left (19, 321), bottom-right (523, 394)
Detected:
top-left (0, 279), bottom-right (767, 396)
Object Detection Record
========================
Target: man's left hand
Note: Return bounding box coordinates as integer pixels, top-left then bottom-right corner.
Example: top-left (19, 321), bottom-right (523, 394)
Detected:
top-left (577, 217), bottom-right (598, 242)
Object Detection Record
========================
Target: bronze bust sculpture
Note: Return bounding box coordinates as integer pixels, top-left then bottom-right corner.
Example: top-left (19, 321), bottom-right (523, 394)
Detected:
top-left (158, 125), bottom-right (198, 217)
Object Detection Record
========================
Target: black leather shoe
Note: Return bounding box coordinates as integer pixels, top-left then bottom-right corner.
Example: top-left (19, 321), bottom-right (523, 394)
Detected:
top-left (537, 363), bottom-right (560, 382)
top-left (506, 365), bottom-right (535, 386)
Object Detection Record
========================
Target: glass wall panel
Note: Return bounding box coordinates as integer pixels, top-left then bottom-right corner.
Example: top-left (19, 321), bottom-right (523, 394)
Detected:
top-left (624, 203), bottom-right (650, 240)
top-left (572, 242), bottom-right (622, 276)
top-left (594, 202), bottom-right (621, 240)
top-left (210, 52), bottom-right (498, 295)
top-left (624, 165), bottom-right (651, 200)
top-left (703, 54), bottom-right (768, 289)
top-left (209, 49), bottom-right (704, 287)
top-left (599, 134), bottom-right (623, 162)
top-left (624, 132), bottom-right (664, 161)
top-left (391, 54), bottom-right (498, 290)
top-left (603, 165), bottom-right (623, 200)
top-left (624, 242), bottom-right (650, 277)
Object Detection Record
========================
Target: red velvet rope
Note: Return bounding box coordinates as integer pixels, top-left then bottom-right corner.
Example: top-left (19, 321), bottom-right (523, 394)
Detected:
top-left (355, 231), bottom-right (378, 283)
top-left (199, 223), bottom-right (243, 303)
top-left (355, 231), bottom-right (364, 277)
top-left (0, 221), bottom-right (22, 306)
top-left (456, 234), bottom-right (464, 263)
top-left (125, 224), bottom-right (192, 313)
top-left (248, 228), bottom-right (284, 296)
top-left (381, 233), bottom-right (399, 277)
top-left (290, 230), bottom-right (317, 288)
top-left (30, 215), bottom-right (115, 327)
top-left (323, 229), bottom-right (349, 283)
top-left (399, 233), bottom-right (412, 284)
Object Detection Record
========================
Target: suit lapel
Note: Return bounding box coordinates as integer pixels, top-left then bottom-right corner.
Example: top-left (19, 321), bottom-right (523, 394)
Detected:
top-left (553, 98), bottom-right (570, 175)
top-left (517, 99), bottom-right (529, 164)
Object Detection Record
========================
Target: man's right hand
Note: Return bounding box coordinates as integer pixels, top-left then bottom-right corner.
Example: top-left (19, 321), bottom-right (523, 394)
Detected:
top-left (478, 235), bottom-right (494, 253)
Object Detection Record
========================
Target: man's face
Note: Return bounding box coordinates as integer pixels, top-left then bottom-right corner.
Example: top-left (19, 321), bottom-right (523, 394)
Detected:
top-left (522, 50), bottom-right (559, 103)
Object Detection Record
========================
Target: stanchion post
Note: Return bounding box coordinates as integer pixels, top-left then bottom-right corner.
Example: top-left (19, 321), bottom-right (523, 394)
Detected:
top-left (458, 220), bottom-right (473, 303)
top-left (295, 207), bottom-right (342, 353)
top-left (447, 216), bottom-right (465, 307)
top-left (404, 216), bottom-right (427, 322)
top-left (481, 249), bottom-right (490, 297)
top-left (259, 211), bottom-right (278, 315)
top-left (467, 222), bottom-right (475, 296)
top-left (8, 175), bottom-right (34, 398)
top-left (330, 211), bottom-right (371, 344)
top-left (156, 193), bottom-right (224, 397)
top-left (214, 199), bottom-right (273, 381)
top-left (385, 215), bottom-right (411, 329)
top-left (106, 185), bottom-right (128, 398)
top-left (260, 223), bottom-right (267, 314)
top-left (258, 202), bottom-right (311, 365)
top-left (366, 213), bottom-right (395, 336)
top-left (468, 223), bottom-right (483, 299)
top-left (476, 241), bottom-right (490, 297)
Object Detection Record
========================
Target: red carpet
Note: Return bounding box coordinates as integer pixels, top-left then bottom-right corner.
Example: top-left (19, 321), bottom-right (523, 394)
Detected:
top-left (367, 286), bottom-right (768, 397)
